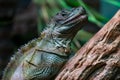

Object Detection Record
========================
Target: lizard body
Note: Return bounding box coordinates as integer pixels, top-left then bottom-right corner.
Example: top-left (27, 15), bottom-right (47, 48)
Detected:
top-left (2, 7), bottom-right (87, 80)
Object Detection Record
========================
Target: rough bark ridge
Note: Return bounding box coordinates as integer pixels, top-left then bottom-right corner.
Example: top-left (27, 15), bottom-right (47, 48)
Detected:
top-left (55, 10), bottom-right (120, 80)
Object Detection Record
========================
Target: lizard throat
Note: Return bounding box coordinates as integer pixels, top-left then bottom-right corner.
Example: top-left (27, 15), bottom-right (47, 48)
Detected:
top-left (38, 31), bottom-right (72, 56)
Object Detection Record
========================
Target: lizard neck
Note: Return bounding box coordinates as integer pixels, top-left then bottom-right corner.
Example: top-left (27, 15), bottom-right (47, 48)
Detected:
top-left (37, 27), bottom-right (72, 56)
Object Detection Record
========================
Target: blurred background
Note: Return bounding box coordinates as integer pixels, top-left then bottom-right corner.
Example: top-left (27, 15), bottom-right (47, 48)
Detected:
top-left (0, 0), bottom-right (120, 78)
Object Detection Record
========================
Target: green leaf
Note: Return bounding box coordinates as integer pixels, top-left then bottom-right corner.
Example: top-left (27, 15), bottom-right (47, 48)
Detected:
top-left (56, 0), bottom-right (70, 8)
top-left (77, 0), bottom-right (104, 27)
top-left (103, 0), bottom-right (120, 7)
top-left (65, 0), bottom-right (81, 7)
top-left (89, 7), bottom-right (109, 23)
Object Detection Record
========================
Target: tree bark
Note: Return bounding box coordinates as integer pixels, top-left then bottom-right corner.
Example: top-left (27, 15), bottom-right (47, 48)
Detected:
top-left (55, 10), bottom-right (120, 80)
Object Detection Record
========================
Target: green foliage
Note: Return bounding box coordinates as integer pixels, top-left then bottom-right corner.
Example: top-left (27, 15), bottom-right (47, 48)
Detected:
top-left (103, 0), bottom-right (120, 7)
top-left (33, 0), bottom-right (120, 52)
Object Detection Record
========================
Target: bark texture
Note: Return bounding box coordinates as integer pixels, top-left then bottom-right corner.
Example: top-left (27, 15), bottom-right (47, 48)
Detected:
top-left (55, 10), bottom-right (120, 80)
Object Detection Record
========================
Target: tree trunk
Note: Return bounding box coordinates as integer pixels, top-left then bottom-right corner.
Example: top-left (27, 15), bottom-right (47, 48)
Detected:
top-left (55, 10), bottom-right (120, 80)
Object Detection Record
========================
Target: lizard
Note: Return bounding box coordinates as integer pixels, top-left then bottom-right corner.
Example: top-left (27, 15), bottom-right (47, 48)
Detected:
top-left (2, 7), bottom-right (87, 80)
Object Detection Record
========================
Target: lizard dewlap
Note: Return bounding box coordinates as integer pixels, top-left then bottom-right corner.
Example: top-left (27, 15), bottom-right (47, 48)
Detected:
top-left (2, 7), bottom-right (87, 80)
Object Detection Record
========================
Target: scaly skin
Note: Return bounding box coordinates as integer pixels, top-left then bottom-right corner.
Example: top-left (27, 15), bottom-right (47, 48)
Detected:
top-left (2, 7), bottom-right (87, 80)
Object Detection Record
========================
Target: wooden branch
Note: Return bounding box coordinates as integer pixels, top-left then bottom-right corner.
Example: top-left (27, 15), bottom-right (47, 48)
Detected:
top-left (55, 10), bottom-right (120, 80)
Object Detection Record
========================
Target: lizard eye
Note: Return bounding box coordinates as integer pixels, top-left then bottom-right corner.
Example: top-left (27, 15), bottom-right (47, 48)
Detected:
top-left (61, 13), bottom-right (66, 17)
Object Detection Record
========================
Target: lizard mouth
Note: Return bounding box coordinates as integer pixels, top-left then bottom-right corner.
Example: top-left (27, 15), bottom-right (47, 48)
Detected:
top-left (63, 14), bottom-right (87, 25)
top-left (55, 7), bottom-right (87, 37)
top-left (58, 15), bottom-right (87, 38)
top-left (62, 7), bottom-right (87, 25)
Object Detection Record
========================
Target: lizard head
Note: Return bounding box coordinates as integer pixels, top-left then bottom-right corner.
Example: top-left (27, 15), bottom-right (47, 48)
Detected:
top-left (49, 7), bottom-right (87, 39)
top-left (41, 7), bottom-right (87, 56)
